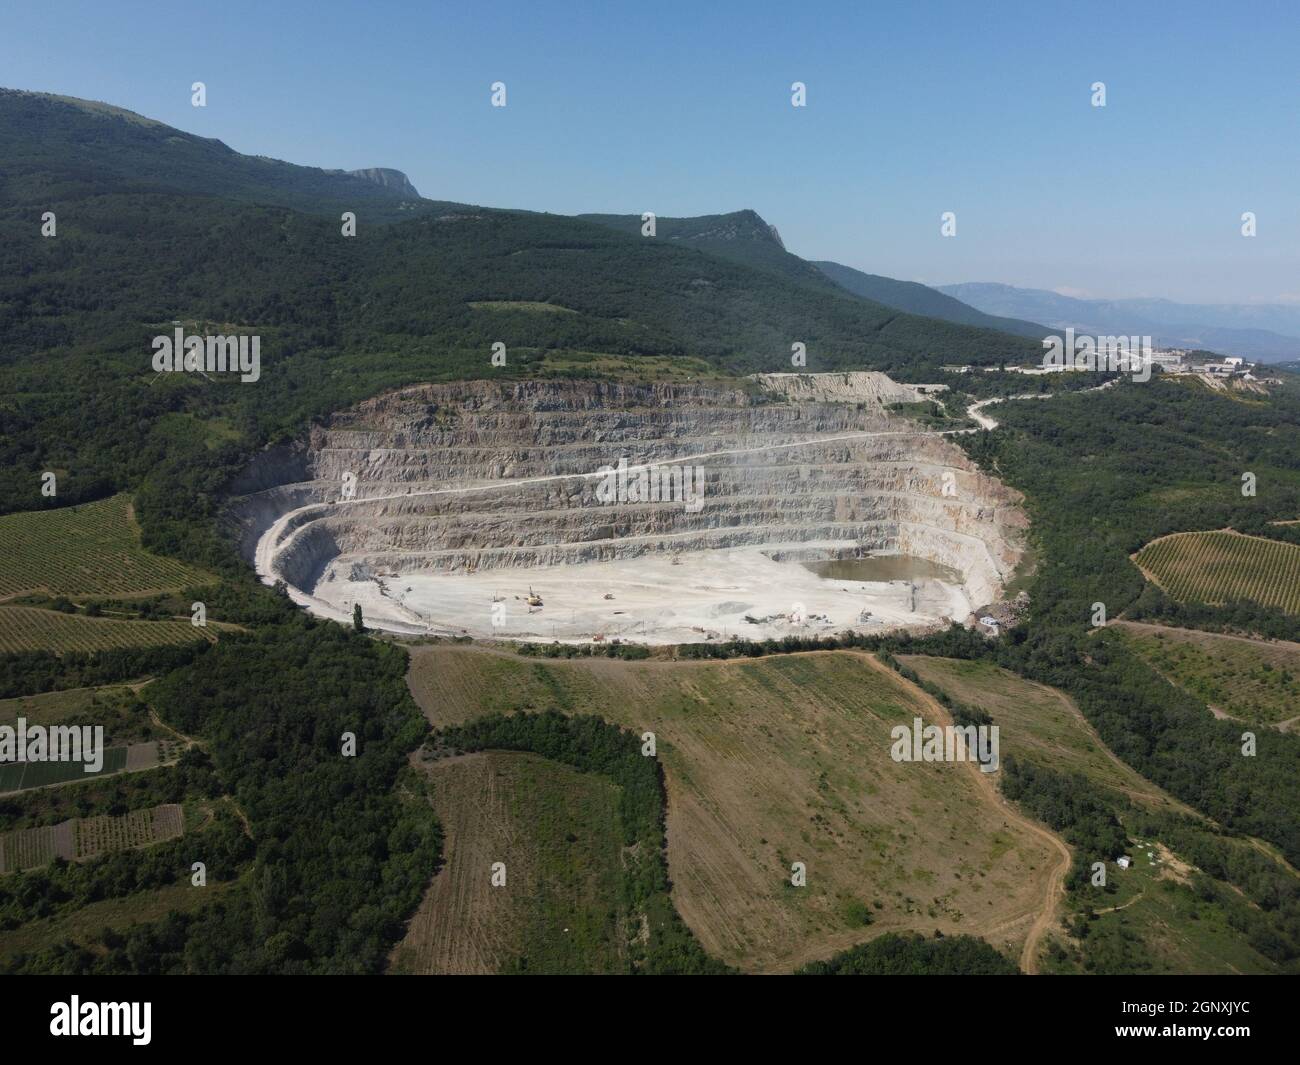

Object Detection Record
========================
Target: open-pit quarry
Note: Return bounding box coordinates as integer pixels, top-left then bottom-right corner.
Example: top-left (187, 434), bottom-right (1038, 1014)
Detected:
top-left (231, 372), bottom-right (1027, 644)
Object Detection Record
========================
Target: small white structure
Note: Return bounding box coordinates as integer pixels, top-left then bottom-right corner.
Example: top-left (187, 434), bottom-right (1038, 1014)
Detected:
top-left (1116, 855), bottom-right (1132, 870)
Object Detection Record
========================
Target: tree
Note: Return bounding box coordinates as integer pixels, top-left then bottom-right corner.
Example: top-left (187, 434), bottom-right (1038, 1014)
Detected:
top-left (352, 604), bottom-right (364, 633)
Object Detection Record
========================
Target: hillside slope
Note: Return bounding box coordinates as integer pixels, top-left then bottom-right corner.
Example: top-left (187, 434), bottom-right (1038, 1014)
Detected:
top-left (814, 261), bottom-right (1049, 340)
top-left (0, 90), bottom-right (1043, 515)
top-left (0, 89), bottom-right (444, 222)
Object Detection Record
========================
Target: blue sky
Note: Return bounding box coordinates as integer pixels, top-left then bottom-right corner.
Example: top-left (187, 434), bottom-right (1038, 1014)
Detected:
top-left (3, 0), bottom-right (1296, 303)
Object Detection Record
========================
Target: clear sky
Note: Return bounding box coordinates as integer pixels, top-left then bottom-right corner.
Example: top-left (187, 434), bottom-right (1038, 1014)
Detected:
top-left (3, 0), bottom-right (1296, 303)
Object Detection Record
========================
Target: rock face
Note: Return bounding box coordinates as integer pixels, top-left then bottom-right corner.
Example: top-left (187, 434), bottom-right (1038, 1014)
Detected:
top-left (232, 373), bottom-right (1027, 638)
top-left (346, 167), bottom-right (420, 198)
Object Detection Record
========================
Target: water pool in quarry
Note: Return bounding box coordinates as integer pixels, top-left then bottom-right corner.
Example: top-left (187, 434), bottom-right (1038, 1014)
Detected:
top-left (234, 372), bottom-right (1027, 645)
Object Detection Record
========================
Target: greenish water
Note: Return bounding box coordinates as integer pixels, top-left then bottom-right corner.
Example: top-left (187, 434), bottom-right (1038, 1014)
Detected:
top-left (801, 555), bottom-right (962, 583)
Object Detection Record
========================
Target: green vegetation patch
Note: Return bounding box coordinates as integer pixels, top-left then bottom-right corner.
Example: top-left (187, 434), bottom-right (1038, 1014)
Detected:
top-left (0, 495), bottom-right (209, 600)
top-left (1118, 623), bottom-right (1300, 727)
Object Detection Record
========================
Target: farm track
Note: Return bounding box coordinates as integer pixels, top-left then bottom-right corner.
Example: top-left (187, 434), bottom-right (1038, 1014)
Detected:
top-left (863, 656), bottom-right (1072, 974)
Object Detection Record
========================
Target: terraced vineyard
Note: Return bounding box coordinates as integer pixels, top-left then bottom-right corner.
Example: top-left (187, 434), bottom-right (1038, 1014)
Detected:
top-left (1135, 531), bottom-right (1300, 615)
top-left (76, 804), bottom-right (184, 860)
top-left (0, 494), bottom-right (208, 599)
top-left (0, 803), bottom-right (184, 874)
top-left (0, 605), bottom-right (209, 654)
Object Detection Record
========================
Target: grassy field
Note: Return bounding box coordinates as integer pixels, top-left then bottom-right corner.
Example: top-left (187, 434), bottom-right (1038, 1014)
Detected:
top-left (1134, 530), bottom-right (1300, 614)
top-left (896, 655), bottom-right (1192, 816)
top-left (1116, 621), bottom-right (1300, 728)
top-left (897, 654), bottom-right (1293, 974)
top-left (390, 750), bottom-right (628, 974)
top-left (407, 646), bottom-right (1057, 973)
top-left (0, 494), bottom-right (209, 600)
top-left (0, 802), bottom-right (183, 874)
top-left (0, 683), bottom-right (164, 742)
top-left (0, 605), bottom-right (209, 654)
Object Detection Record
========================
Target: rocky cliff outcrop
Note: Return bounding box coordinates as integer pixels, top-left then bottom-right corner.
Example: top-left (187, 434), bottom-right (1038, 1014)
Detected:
top-left (346, 167), bottom-right (420, 198)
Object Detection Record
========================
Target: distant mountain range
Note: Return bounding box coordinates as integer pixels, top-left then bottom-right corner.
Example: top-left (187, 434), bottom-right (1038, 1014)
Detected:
top-left (940, 282), bottom-right (1300, 363)
top-left (586, 203), bottom-right (1300, 364)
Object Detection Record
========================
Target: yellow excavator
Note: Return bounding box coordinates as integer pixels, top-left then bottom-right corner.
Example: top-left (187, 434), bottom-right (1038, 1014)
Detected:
top-left (526, 586), bottom-right (543, 607)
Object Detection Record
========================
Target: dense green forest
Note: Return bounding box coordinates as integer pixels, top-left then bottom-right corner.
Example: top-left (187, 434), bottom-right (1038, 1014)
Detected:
top-left (797, 932), bottom-right (1019, 975)
top-left (3, 611), bottom-right (441, 974)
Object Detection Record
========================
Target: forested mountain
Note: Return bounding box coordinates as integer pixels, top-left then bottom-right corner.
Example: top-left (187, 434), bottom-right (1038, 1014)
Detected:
top-left (579, 208), bottom-right (836, 289)
top-left (813, 260), bottom-right (1049, 340)
top-left (0, 89), bottom-right (445, 222)
top-left (0, 89), bottom-right (1041, 518)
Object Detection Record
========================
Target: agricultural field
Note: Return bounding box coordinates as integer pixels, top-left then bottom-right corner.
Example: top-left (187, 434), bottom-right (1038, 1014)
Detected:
top-left (0, 684), bottom-right (180, 794)
top-left (75, 803), bottom-right (184, 860)
top-left (391, 750), bottom-right (628, 975)
top-left (0, 605), bottom-right (209, 654)
top-left (0, 494), bottom-right (209, 600)
top-left (1134, 530), bottom-right (1300, 615)
top-left (1115, 621), bottom-right (1300, 728)
top-left (0, 802), bottom-right (184, 874)
top-left (897, 654), bottom-right (1296, 974)
top-left (406, 646), bottom-right (1060, 973)
top-left (0, 747), bottom-right (129, 793)
top-left (896, 655), bottom-right (1192, 815)
top-left (0, 684), bottom-right (159, 742)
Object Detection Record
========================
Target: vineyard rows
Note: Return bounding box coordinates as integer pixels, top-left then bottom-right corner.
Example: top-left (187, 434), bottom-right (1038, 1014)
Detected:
top-left (0, 493), bottom-right (207, 598)
top-left (0, 605), bottom-right (208, 654)
top-left (0, 803), bottom-right (184, 874)
top-left (1135, 531), bottom-right (1300, 615)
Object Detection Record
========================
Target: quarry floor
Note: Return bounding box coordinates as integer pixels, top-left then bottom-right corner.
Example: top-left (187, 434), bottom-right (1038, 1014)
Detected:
top-left (313, 544), bottom-right (971, 645)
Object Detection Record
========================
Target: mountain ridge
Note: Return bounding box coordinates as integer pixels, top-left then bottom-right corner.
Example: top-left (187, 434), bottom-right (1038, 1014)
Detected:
top-left (813, 261), bottom-right (1049, 340)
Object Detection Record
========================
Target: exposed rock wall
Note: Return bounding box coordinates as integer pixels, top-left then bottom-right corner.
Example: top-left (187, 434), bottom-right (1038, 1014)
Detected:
top-left (234, 375), bottom-right (1026, 623)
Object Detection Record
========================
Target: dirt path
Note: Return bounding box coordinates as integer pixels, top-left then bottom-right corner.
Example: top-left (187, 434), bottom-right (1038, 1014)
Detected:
top-left (1093, 891), bottom-right (1144, 916)
top-left (1111, 618), bottom-right (1300, 655)
top-left (964, 378), bottom-right (1118, 431)
top-left (858, 654), bottom-right (1073, 975)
